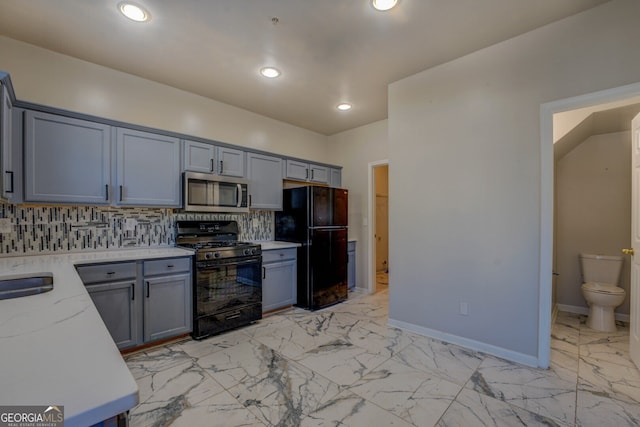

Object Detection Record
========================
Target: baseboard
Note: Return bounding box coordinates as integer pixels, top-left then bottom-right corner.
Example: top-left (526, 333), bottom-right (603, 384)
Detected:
top-left (387, 318), bottom-right (539, 368)
top-left (556, 303), bottom-right (630, 323)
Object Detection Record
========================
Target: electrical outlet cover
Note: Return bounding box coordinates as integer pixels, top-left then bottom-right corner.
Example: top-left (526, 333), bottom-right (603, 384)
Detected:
top-left (0, 218), bottom-right (12, 234)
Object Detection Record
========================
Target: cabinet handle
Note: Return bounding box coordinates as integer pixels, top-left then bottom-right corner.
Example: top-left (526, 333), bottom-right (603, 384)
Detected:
top-left (311, 169), bottom-right (314, 180)
top-left (146, 281), bottom-right (150, 298)
top-left (263, 266), bottom-right (266, 279)
top-left (305, 168), bottom-right (309, 179)
top-left (105, 184), bottom-right (109, 201)
top-left (131, 283), bottom-right (135, 301)
top-left (167, 264), bottom-right (174, 268)
top-left (210, 158), bottom-right (214, 172)
top-left (5, 171), bottom-right (13, 194)
top-left (220, 160), bottom-right (224, 174)
top-left (226, 311), bottom-right (241, 320)
top-left (106, 271), bottom-right (115, 276)
top-left (119, 185), bottom-right (123, 202)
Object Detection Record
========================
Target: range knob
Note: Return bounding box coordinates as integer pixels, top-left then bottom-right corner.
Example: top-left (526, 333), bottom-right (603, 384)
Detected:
top-left (243, 248), bottom-right (250, 256)
top-left (204, 252), bottom-right (213, 260)
top-left (214, 252), bottom-right (221, 258)
top-left (251, 248), bottom-right (257, 255)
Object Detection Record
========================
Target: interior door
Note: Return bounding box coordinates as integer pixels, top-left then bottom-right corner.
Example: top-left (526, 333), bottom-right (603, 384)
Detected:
top-left (631, 112), bottom-right (640, 370)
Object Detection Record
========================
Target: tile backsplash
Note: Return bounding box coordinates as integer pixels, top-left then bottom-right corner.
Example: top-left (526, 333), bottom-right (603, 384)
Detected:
top-left (0, 204), bottom-right (274, 255)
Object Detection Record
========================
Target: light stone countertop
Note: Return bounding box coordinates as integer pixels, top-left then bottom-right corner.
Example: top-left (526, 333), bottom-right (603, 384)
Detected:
top-left (0, 247), bottom-right (193, 427)
top-left (251, 241), bottom-right (301, 250)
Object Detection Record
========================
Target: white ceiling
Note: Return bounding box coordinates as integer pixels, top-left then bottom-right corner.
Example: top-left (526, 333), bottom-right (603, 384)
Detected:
top-left (0, 0), bottom-right (610, 135)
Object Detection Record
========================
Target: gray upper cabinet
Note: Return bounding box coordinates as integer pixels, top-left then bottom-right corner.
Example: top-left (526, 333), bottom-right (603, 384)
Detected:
top-left (24, 111), bottom-right (111, 204)
top-left (285, 159), bottom-right (329, 184)
top-left (218, 146), bottom-right (245, 177)
top-left (183, 140), bottom-right (215, 173)
top-left (116, 128), bottom-right (181, 207)
top-left (0, 82), bottom-right (14, 201)
top-left (247, 153), bottom-right (283, 210)
top-left (183, 140), bottom-right (245, 177)
top-left (330, 168), bottom-right (342, 188)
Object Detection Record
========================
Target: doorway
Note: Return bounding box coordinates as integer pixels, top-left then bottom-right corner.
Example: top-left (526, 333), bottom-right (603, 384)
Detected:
top-left (375, 165), bottom-right (389, 291)
top-left (539, 82), bottom-right (640, 368)
top-left (368, 160), bottom-right (389, 294)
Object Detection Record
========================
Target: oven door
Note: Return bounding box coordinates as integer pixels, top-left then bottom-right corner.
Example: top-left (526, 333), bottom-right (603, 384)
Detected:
top-left (194, 256), bottom-right (262, 317)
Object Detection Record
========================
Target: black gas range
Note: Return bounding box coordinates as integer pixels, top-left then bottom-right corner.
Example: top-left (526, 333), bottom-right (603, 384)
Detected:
top-left (176, 221), bottom-right (262, 339)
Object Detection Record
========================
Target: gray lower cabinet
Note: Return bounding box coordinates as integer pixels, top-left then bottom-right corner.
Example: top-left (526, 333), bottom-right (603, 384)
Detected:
top-left (77, 256), bottom-right (192, 350)
top-left (348, 241), bottom-right (356, 289)
top-left (78, 261), bottom-right (138, 350)
top-left (262, 247), bottom-right (297, 312)
top-left (116, 127), bottom-right (181, 207)
top-left (24, 110), bottom-right (111, 204)
top-left (247, 152), bottom-right (283, 210)
top-left (143, 257), bottom-right (192, 342)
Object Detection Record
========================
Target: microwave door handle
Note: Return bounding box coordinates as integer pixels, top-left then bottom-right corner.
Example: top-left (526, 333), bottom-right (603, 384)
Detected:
top-left (237, 184), bottom-right (242, 208)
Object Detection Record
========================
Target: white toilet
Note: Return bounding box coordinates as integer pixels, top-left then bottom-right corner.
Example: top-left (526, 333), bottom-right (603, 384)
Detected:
top-left (579, 253), bottom-right (626, 332)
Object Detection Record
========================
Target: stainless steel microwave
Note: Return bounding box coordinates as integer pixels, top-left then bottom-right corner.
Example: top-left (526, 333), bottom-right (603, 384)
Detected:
top-left (183, 171), bottom-right (249, 213)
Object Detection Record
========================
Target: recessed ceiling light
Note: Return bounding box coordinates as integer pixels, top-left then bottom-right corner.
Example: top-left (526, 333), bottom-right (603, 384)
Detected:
top-left (260, 67), bottom-right (281, 78)
top-left (337, 103), bottom-right (352, 111)
top-left (372, 0), bottom-right (398, 11)
top-left (118, 2), bottom-right (151, 22)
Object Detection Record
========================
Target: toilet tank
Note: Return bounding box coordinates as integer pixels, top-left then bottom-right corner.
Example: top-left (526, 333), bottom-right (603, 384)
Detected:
top-left (579, 253), bottom-right (624, 284)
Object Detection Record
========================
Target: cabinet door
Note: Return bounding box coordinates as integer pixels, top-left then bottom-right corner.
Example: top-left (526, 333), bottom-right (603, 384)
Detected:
top-left (348, 242), bottom-right (356, 289)
top-left (247, 153), bottom-right (283, 210)
top-left (183, 140), bottom-right (215, 173)
top-left (0, 84), bottom-right (13, 200)
top-left (86, 280), bottom-right (138, 350)
top-left (217, 146), bottom-right (245, 177)
top-left (144, 273), bottom-right (192, 342)
top-left (263, 259), bottom-right (297, 312)
top-left (285, 160), bottom-right (309, 181)
top-left (330, 168), bottom-right (342, 188)
top-left (116, 128), bottom-right (181, 207)
top-left (24, 111), bottom-right (111, 204)
top-left (309, 164), bottom-right (329, 184)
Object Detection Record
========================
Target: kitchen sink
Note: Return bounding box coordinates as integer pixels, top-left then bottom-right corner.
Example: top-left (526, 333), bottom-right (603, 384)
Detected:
top-left (0, 274), bottom-right (54, 300)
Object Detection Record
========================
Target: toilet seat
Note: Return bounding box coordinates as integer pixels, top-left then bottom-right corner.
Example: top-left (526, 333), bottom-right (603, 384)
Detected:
top-left (582, 282), bottom-right (625, 295)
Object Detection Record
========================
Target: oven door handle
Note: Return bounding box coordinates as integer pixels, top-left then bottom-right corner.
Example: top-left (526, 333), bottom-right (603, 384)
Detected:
top-left (197, 257), bottom-right (261, 270)
top-left (236, 184), bottom-right (242, 208)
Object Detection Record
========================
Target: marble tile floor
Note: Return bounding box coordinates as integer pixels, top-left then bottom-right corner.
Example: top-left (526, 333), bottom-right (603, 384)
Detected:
top-left (124, 292), bottom-right (640, 426)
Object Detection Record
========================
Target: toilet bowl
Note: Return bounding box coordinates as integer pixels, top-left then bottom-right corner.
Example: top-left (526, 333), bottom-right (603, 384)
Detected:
top-left (579, 253), bottom-right (626, 332)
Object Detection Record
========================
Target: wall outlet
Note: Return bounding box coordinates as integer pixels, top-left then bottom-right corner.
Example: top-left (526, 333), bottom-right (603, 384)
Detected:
top-left (0, 218), bottom-right (12, 234)
top-left (460, 302), bottom-right (469, 316)
top-left (124, 219), bottom-right (137, 231)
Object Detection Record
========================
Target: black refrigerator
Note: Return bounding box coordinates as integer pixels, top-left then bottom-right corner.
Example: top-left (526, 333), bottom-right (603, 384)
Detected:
top-left (275, 186), bottom-right (349, 310)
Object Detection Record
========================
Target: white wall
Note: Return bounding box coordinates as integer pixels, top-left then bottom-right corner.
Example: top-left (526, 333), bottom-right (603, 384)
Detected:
top-left (0, 36), bottom-right (328, 161)
top-left (387, 0), bottom-right (640, 361)
top-left (327, 119), bottom-right (388, 290)
top-left (556, 131), bottom-right (631, 315)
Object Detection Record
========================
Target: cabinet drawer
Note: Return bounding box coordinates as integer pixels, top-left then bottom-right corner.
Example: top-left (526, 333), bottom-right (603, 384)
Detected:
top-left (144, 257), bottom-right (191, 276)
top-left (262, 248), bottom-right (297, 264)
top-left (76, 262), bottom-right (137, 284)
